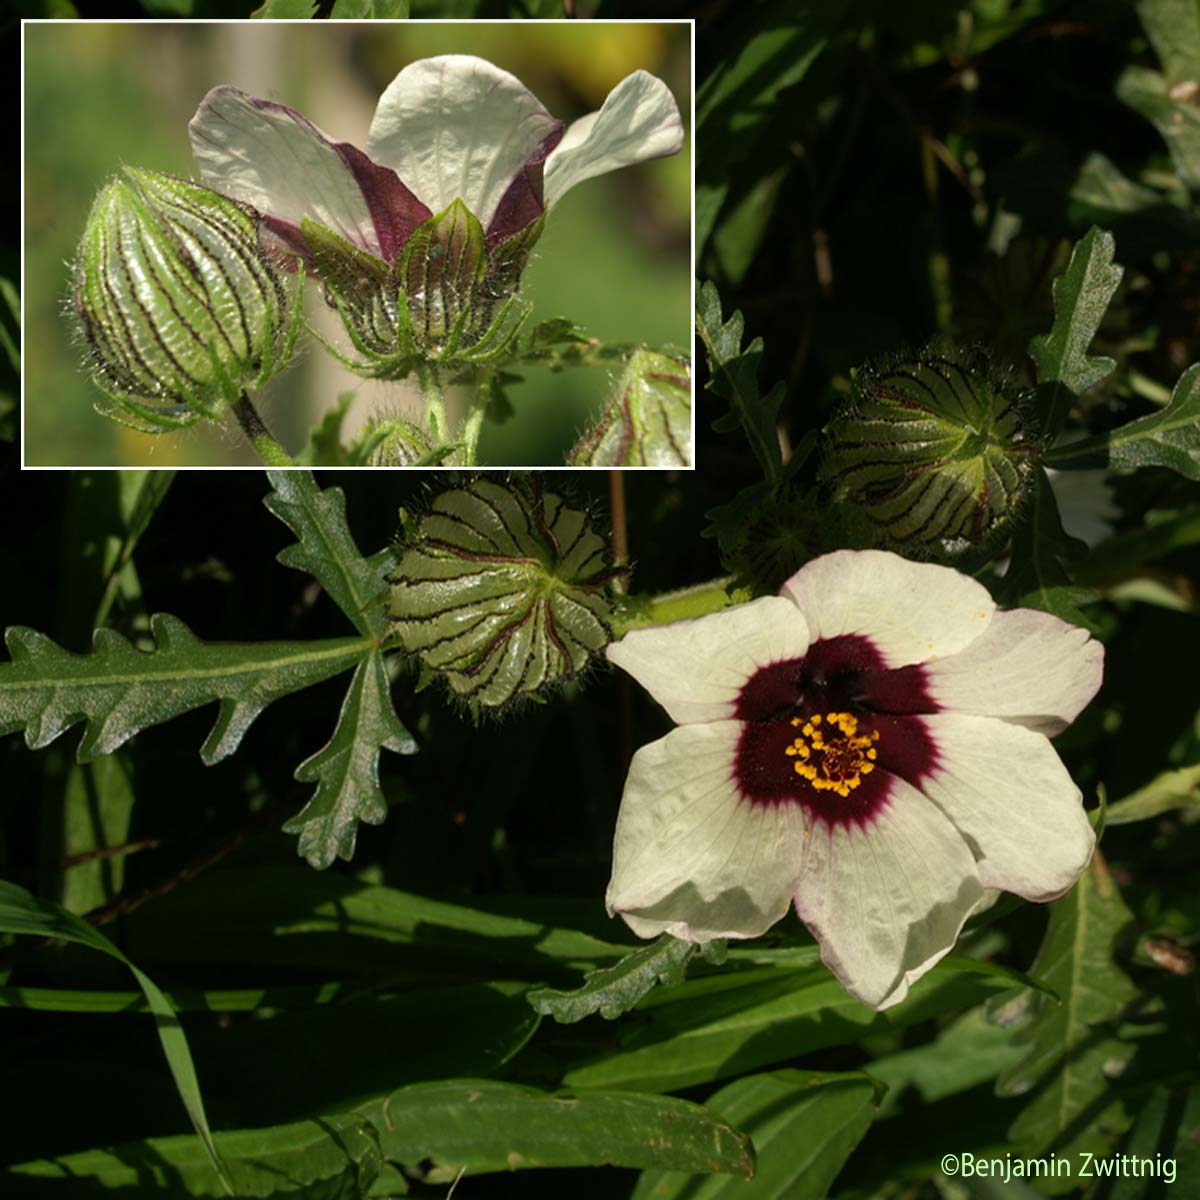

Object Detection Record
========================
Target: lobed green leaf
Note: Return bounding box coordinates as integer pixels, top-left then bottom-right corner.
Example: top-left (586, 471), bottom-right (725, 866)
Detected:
top-left (1049, 363), bottom-right (1200, 480)
top-left (0, 614), bottom-right (368, 765)
top-left (264, 470), bottom-right (394, 640)
top-left (284, 650), bottom-right (416, 870)
top-left (696, 280), bottom-right (785, 485)
top-left (1029, 226), bottom-right (1123, 439)
top-left (528, 934), bottom-right (697, 1023)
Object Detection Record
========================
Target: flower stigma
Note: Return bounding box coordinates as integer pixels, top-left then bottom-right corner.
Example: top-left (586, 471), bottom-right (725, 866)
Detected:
top-left (785, 711), bottom-right (880, 797)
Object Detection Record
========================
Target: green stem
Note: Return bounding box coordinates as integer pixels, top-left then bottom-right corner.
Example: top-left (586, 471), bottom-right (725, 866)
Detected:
top-left (231, 392), bottom-right (294, 466)
top-left (519, 338), bottom-right (636, 371)
top-left (417, 361), bottom-right (448, 445)
top-left (457, 378), bottom-right (490, 467)
top-left (612, 576), bottom-right (750, 636)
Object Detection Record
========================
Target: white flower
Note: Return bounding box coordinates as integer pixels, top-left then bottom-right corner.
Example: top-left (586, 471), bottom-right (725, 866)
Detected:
top-left (605, 550), bottom-right (1103, 1011)
top-left (186, 55), bottom-right (684, 266)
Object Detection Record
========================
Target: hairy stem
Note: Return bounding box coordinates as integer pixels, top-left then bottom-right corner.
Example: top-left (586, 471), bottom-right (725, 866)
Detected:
top-left (457, 377), bottom-right (491, 467)
top-left (613, 576), bottom-right (748, 635)
top-left (417, 361), bottom-right (448, 445)
top-left (231, 392), bottom-right (294, 466)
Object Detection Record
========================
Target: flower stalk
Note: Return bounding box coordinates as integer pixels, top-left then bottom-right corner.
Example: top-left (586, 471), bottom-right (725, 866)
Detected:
top-left (230, 392), bottom-right (295, 466)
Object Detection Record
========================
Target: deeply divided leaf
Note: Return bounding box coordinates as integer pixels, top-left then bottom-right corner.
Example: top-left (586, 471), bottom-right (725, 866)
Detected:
top-left (696, 280), bottom-right (785, 485)
top-left (1049, 362), bottom-right (1200, 480)
top-left (284, 650), bottom-right (416, 870)
top-left (528, 934), bottom-right (697, 1023)
top-left (1029, 227), bottom-right (1122, 439)
top-left (264, 470), bottom-right (393, 639)
top-left (0, 614), bottom-right (367, 765)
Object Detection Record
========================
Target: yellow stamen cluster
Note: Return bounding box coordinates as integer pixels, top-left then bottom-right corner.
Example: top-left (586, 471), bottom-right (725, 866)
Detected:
top-left (785, 710), bottom-right (881, 798)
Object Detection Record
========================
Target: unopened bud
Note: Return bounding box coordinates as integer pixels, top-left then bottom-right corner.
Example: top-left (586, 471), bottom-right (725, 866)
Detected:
top-left (363, 419), bottom-right (436, 467)
top-left (72, 167), bottom-right (300, 430)
top-left (569, 349), bottom-right (692, 466)
top-left (304, 201), bottom-right (540, 380)
top-left (821, 345), bottom-right (1039, 558)
top-left (388, 478), bottom-right (620, 709)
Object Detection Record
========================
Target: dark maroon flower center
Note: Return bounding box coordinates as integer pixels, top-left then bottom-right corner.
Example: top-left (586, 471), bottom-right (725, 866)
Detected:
top-left (733, 634), bottom-right (940, 827)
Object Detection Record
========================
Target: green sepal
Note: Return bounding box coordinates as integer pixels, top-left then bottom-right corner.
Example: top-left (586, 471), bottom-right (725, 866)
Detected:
top-left (301, 203), bottom-right (540, 381)
top-left (821, 344), bottom-right (1040, 560)
top-left (568, 348), bottom-right (692, 466)
top-left (388, 478), bottom-right (620, 711)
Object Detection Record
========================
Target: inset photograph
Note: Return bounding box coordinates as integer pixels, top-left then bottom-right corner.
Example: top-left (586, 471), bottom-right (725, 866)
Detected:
top-left (23, 20), bottom-right (692, 468)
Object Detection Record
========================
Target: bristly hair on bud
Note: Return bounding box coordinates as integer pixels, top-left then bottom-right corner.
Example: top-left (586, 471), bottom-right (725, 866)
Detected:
top-left (303, 202), bottom-right (542, 382)
top-left (820, 342), bottom-right (1042, 561)
top-left (71, 167), bottom-right (302, 433)
top-left (387, 477), bottom-right (624, 714)
top-left (568, 348), bottom-right (692, 466)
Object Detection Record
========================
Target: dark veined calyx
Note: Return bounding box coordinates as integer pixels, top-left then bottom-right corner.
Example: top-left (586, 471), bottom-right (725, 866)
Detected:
top-left (388, 478), bottom-right (622, 710)
top-left (821, 344), bottom-right (1040, 559)
top-left (303, 202), bottom-right (541, 381)
top-left (568, 348), bottom-right (692, 466)
top-left (72, 167), bottom-right (300, 432)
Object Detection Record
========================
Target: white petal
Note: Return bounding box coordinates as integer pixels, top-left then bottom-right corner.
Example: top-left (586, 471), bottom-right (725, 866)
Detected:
top-left (780, 549), bottom-right (995, 668)
top-left (606, 596), bottom-right (810, 726)
top-left (917, 713), bottom-right (1095, 900)
top-left (366, 55), bottom-right (562, 227)
top-left (190, 86), bottom-right (385, 256)
top-left (543, 70), bottom-right (684, 209)
top-left (606, 721), bottom-right (807, 942)
top-left (926, 608), bottom-right (1103, 734)
top-left (793, 777), bottom-right (984, 1010)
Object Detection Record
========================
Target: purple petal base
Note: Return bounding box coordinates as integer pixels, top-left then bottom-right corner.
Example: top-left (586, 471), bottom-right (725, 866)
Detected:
top-left (733, 634), bottom-right (940, 828)
top-left (485, 125), bottom-right (564, 249)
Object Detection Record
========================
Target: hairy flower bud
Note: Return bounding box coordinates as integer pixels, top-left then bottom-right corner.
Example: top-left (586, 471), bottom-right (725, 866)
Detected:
top-left (568, 349), bottom-right (692, 466)
top-left (821, 345), bottom-right (1040, 558)
top-left (388, 478), bottom-right (621, 709)
top-left (303, 203), bottom-right (540, 380)
top-left (363, 419), bottom-right (436, 467)
top-left (72, 167), bottom-right (300, 431)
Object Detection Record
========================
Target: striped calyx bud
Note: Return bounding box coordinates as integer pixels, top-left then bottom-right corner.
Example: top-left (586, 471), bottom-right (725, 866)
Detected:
top-left (303, 202), bottom-right (541, 381)
top-left (821, 346), bottom-right (1040, 558)
top-left (388, 478), bottom-right (620, 710)
top-left (72, 167), bottom-right (299, 431)
top-left (363, 419), bottom-right (435, 467)
top-left (568, 348), bottom-right (692, 466)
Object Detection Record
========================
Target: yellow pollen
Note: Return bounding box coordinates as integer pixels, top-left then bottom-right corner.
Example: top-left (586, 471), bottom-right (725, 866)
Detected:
top-left (786, 710), bottom-right (881, 798)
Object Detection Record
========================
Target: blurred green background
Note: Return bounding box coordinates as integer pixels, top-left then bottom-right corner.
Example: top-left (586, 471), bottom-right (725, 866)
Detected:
top-left (23, 21), bottom-right (691, 467)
